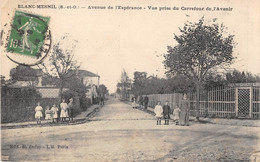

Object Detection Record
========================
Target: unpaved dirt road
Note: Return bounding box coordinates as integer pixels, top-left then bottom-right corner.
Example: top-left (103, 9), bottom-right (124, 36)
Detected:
top-left (1, 98), bottom-right (260, 161)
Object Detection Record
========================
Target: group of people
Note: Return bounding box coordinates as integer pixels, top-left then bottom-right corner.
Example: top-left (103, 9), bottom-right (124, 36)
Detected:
top-left (154, 94), bottom-right (190, 126)
top-left (34, 98), bottom-right (74, 124)
top-left (132, 95), bottom-right (149, 110)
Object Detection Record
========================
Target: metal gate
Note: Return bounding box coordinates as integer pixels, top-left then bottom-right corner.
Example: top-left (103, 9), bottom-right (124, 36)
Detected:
top-left (236, 87), bottom-right (251, 118)
top-left (252, 86), bottom-right (260, 118)
top-left (189, 83), bottom-right (260, 119)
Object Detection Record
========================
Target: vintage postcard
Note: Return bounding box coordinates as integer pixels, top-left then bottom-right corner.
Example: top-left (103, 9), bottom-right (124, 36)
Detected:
top-left (1, 0), bottom-right (260, 161)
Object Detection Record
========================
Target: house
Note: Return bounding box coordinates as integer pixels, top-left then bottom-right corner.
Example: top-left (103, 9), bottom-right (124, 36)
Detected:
top-left (76, 69), bottom-right (100, 87)
top-left (75, 69), bottom-right (100, 104)
top-left (36, 69), bottom-right (100, 103)
top-left (9, 67), bottom-right (100, 100)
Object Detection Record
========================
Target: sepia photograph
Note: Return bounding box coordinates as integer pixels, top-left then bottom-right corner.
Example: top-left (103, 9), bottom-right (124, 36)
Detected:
top-left (1, 0), bottom-right (260, 161)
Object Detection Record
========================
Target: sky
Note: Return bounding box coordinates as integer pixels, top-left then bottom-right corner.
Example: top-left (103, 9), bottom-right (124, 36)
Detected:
top-left (1, 0), bottom-right (260, 93)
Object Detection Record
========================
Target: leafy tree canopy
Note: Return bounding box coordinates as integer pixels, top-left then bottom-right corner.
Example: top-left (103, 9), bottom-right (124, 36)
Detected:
top-left (163, 17), bottom-right (236, 120)
top-left (164, 17), bottom-right (235, 84)
top-left (98, 84), bottom-right (109, 97)
top-left (10, 65), bottom-right (37, 81)
top-left (117, 69), bottom-right (131, 99)
top-left (226, 70), bottom-right (260, 83)
top-left (132, 71), bottom-right (147, 96)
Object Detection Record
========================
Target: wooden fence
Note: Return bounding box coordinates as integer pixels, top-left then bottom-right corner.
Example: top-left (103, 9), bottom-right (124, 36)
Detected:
top-left (129, 93), bottom-right (183, 112)
top-left (131, 83), bottom-right (260, 119)
top-left (146, 93), bottom-right (183, 111)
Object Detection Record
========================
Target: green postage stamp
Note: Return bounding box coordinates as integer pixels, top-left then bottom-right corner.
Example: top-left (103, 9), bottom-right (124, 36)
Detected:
top-left (6, 10), bottom-right (50, 58)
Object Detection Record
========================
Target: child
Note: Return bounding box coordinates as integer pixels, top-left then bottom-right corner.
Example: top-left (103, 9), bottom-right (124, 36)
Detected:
top-left (173, 105), bottom-right (181, 125)
top-left (35, 102), bottom-right (43, 124)
top-left (154, 101), bottom-right (163, 125)
top-left (51, 104), bottom-right (59, 123)
top-left (163, 101), bottom-right (171, 125)
top-left (60, 99), bottom-right (68, 122)
top-left (45, 106), bottom-right (52, 123)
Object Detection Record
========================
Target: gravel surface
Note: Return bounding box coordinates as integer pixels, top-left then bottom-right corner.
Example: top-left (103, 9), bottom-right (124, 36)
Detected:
top-left (1, 98), bottom-right (260, 161)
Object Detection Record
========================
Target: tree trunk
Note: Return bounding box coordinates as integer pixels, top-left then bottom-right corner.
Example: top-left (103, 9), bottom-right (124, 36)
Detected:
top-left (57, 79), bottom-right (64, 122)
top-left (59, 79), bottom-right (63, 102)
top-left (195, 82), bottom-right (200, 121)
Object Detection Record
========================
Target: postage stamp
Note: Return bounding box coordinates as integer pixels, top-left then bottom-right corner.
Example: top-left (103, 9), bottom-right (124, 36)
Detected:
top-left (6, 10), bottom-right (50, 58)
top-left (1, 10), bottom-right (52, 66)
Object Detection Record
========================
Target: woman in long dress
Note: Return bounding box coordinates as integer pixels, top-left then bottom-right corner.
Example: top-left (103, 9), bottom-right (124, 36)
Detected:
top-left (60, 99), bottom-right (68, 122)
top-left (67, 98), bottom-right (74, 122)
top-left (35, 102), bottom-right (43, 124)
top-left (179, 94), bottom-right (190, 126)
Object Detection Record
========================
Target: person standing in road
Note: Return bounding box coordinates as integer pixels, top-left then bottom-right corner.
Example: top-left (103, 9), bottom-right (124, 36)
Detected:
top-left (45, 106), bottom-right (52, 123)
top-left (35, 102), bottom-right (43, 125)
top-left (132, 96), bottom-right (136, 109)
top-left (60, 99), bottom-right (68, 123)
top-left (163, 101), bottom-right (171, 125)
top-left (139, 95), bottom-right (143, 109)
top-left (154, 101), bottom-right (163, 125)
top-left (179, 94), bottom-right (190, 126)
top-left (68, 98), bottom-right (74, 122)
top-left (51, 104), bottom-right (59, 123)
top-left (173, 105), bottom-right (181, 125)
top-left (100, 96), bottom-right (104, 105)
top-left (143, 95), bottom-right (149, 110)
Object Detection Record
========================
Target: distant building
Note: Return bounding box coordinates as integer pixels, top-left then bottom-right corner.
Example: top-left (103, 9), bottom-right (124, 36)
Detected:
top-left (75, 69), bottom-right (100, 104)
top-left (8, 68), bottom-right (100, 101)
top-left (76, 69), bottom-right (100, 87)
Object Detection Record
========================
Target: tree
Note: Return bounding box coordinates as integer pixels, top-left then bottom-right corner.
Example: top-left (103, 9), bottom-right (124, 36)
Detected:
top-left (38, 34), bottom-right (79, 101)
top-left (98, 84), bottom-right (109, 97)
top-left (116, 88), bottom-right (121, 95)
top-left (10, 65), bottom-right (37, 82)
top-left (64, 75), bottom-right (87, 98)
top-left (0, 75), bottom-right (5, 85)
top-left (226, 70), bottom-right (260, 83)
top-left (165, 75), bottom-right (195, 93)
top-left (163, 17), bottom-right (235, 120)
top-left (144, 75), bottom-right (193, 94)
top-left (132, 71), bottom-right (147, 96)
top-left (117, 69), bottom-right (131, 100)
top-left (203, 73), bottom-right (227, 89)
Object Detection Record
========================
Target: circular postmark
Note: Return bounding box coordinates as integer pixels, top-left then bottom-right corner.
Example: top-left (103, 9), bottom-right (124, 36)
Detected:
top-left (1, 10), bottom-right (52, 66)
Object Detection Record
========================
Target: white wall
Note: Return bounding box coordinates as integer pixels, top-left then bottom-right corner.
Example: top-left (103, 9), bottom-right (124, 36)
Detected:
top-left (83, 76), bottom-right (99, 86)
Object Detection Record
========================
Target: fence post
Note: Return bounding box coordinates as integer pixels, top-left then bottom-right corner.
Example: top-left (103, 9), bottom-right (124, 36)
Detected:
top-left (250, 86), bottom-right (253, 118)
top-left (235, 87), bottom-right (238, 117)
